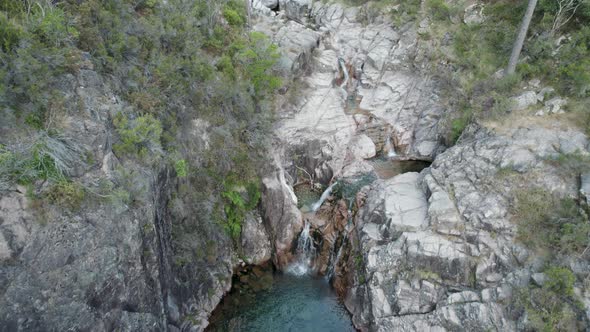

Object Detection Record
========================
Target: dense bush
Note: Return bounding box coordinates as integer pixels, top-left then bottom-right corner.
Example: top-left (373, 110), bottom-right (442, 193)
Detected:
top-left (516, 266), bottom-right (583, 331)
top-left (46, 181), bottom-right (85, 210)
top-left (174, 159), bottom-right (188, 178)
top-left (113, 113), bottom-right (163, 158)
top-left (426, 0), bottom-right (451, 21)
top-left (0, 0), bottom-right (279, 243)
top-left (220, 181), bottom-right (261, 240)
top-left (512, 188), bottom-right (590, 255)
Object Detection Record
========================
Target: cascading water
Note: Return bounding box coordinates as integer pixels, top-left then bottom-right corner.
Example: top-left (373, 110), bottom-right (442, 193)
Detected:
top-left (286, 221), bottom-right (316, 276)
top-left (338, 58), bottom-right (349, 90)
top-left (326, 233), bottom-right (347, 281)
top-left (384, 129), bottom-right (397, 158)
top-left (311, 182), bottom-right (337, 212)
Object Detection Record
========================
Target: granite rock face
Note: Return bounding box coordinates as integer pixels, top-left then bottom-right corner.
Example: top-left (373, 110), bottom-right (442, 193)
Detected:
top-left (345, 125), bottom-right (589, 331)
top-left (241, 211), bottom-right (272, 265)
top-left (253, 1), bottom-right (449, 188)
top-left (0, 69), bottom-right (235, 332)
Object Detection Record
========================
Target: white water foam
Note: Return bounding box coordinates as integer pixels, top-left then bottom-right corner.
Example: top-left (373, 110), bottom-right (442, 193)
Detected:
top-left (311, 182), bottom-right (337, 212)
top-left (286, 221), bottom-right (316, 276)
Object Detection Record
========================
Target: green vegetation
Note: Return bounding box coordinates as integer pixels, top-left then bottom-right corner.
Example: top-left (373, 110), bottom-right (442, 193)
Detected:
top-left (409, 0), bottom-right (590, 143)
top-left (113, 113), bottom-right (163, 159)
top-left (546, 152), bottom-right (590, 176)
top-left (174, 159), bottom-right (188, 178)
top-left (45, 181), bottom-right (85, 211)
top-left (1, 0), bottom-right (281, 232)
top-left (0, 135), bottom-right (83, 188)
top-left (220, 181), bottom-right (261, 240)
top-left (516, 265), bottom-right (582, 332)
top-left (512, 188), bottom-right (590, 256)
top-left (426, 0), bottom-right (452, 22)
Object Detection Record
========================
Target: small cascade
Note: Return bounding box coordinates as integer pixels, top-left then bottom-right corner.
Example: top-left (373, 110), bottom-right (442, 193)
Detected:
top-left (286, 221), bottom-right (316, 276)
top-left (338, 57), bottom-right (349, 99)
top-left (326, 233), bottom-right (348, 281)
top-left (384, 129), bottom-right (397, 158)
top-left (311, 182), bottom-right (337, 212)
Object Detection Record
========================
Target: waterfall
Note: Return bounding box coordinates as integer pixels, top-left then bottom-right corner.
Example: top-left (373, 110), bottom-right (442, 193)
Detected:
top-left (338, 58), bottom-right (349, 90)
top-left (326, 233), bottom-right (347, 281)
top-left (311, 182), bottom-right (337, 212)
top-left (286, 221), bottom-right (316, 276)
top-left (384, 130), bottom-right (397, 158)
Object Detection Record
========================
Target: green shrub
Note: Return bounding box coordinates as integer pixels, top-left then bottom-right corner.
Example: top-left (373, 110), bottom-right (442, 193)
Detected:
top-left (390, 0), bottom-right (420, 26)
top-left (544, 266), bottom-right (576, 297)
top-left (512, 188), bottom-right (590, 255)
top-left (516, 266), bottom-right (580, 332)
top-left (547, 152), bottom-right (590, 175)
top-left (235, 32), bottom-right (282, 97)
top-left (556, 26), bottom-right (590, 97)
top-left (220, 180), bottom-right (261, 240)
top-left (519, 286), bottom-right (578, 331)
top-left (32, 7), bottom-right (76, 47)
top-left (0, 0), bottom-right (25, 16)
top-left (24, 113), bottom-right (45, 130)
top-left (494, 73), bottom-right (522, 94)
top-left (113, 113), bottom-right (163, 158)
top-left (0, 13), bottom-right (23, 52)
top-left (216, 55), bottom-right (236, 80)
top-left (449, 114), bottom-right (470, 144)
top-left (46, 181), bottom-right (85, 210)
top-left (426, 0), bottom-right (451, 21)
top-left (223, 8), bottom-right (244, 27)
top-left (175, 159), bottom-right (188, 178)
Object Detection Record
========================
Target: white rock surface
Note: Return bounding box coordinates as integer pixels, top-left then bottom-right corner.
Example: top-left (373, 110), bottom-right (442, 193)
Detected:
top-left (510, 91), bottom-right (538, 111)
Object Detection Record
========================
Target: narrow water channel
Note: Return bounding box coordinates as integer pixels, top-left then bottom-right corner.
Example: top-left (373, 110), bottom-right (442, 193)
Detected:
top-left (206, 273), bottom-right (355, 331)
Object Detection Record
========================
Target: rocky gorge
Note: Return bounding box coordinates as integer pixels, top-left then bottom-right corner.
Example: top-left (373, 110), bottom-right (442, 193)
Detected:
top-left (1, 0), bottom-right (589, 331)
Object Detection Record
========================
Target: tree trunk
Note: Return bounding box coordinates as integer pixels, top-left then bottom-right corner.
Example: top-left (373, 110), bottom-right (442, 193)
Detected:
top-left (506, 0), bottom-right (538, 75)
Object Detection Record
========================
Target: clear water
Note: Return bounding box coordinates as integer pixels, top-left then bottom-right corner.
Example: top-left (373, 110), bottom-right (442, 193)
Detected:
top-left (207, 274), bottom-right (355, 332)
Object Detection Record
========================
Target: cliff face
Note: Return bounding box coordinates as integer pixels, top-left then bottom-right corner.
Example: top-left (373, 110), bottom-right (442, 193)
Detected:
top-left (1, 0), bottom-right (589, 331)
top-left (0, 66), bottom-right (235, 332)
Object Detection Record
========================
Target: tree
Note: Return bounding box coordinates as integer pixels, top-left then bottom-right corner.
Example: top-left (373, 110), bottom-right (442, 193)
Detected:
top-left (506, 0), bottom-right (538, 75)
top-left (551, 0), bottom-right (583, 36)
